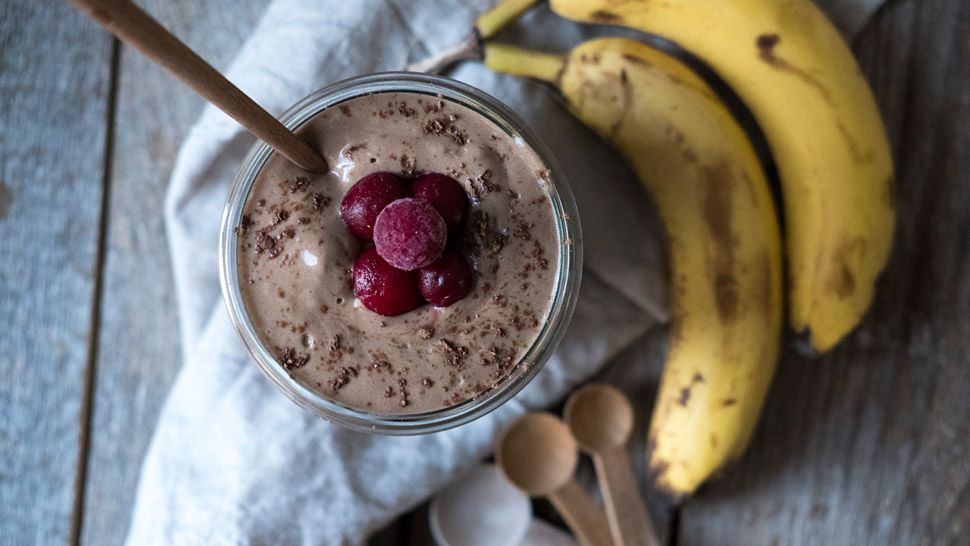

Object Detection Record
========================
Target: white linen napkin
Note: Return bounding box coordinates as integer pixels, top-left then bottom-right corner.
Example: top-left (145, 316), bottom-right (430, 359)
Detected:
top-left (126, 0), bottom-right (872, 543)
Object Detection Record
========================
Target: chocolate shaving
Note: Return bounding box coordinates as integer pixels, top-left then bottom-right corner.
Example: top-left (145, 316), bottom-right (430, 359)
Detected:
top-left (397, 101), bottom-right (416, 117)
top-left (281, 176), bottom-right (310, 193)
top-left (424, 118), bottom-right (446, 136)
top-left (310, 193), bottom-right (330, 212)
top-left (328, 366), bottom-right (358, 392)
top-left (371, 352), bottom-right (392, 372)
top-left (461, 210), bottom-right (507, 258)
top-left (279, 347), bottom-right (309, 370)
top-left (439, 339), bottom-right (469, 368)
top-left (233, 215), bottom-right (254, 235)
top-left (417, 327), bottom-right (434, 340)
top-left (255, 232), bottom-right (279, 259)
top-left (271, 209), bottom-right (289, 226)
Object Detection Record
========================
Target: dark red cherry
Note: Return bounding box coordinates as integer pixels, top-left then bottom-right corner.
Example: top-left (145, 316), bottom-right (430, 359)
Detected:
top-left (418, 252), bottom-right (473, 307)
top-left (410, 173), bottom-right (469, 232)
top-left (352, 248), bottom-right (423, 316)
top-left (339, 172), bottom-right (407, 239)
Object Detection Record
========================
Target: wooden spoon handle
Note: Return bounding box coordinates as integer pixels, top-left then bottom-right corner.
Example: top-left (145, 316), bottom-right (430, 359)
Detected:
top-left (595, 448), bottom-right (662, 546)
top-left (549, 480), bottom-right (614, 546)
top-left (67, 0), bottom-right (328, 173)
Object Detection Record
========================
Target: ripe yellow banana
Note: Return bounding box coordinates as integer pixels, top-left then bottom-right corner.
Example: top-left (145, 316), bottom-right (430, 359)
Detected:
top-left (485, 37), bottom-right (783, 500)
top-left (548, 0), bottom-right (895, 352)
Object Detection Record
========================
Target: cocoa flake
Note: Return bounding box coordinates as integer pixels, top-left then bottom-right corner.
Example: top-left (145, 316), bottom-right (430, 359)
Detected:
top-left (279, 347), bottom-right (309, 370)
top-left (424, 118), bottom-right (446, 136)
top-left (255, 232), bottom-right (279, 258)
top-left (271, 209), bottom-right (289, 225)
top-left (234, 215), bottom-right (254, 235)
top-left (328, 366), bottom-right (358, 392)
top-left (281, 176), bottom-right (310, 193)
top-left (439, 339), bottom-right (469, 368)
top-left (310, 193), bottom-right (330, 212)
top-left (397, 101), bottom-right (416, 117)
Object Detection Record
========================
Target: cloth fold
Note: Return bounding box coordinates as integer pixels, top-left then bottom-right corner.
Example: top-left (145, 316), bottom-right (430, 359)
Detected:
top-left (130, 1), bottom-right (676, 544)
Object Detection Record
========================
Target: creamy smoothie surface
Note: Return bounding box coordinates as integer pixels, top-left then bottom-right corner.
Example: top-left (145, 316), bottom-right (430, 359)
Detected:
top-left (235, 91), bottom-right (560, 414)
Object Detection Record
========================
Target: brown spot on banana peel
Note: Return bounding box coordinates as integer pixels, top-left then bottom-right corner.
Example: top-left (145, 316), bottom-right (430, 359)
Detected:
top-left (824, 237), bottom-right (867, 300)
top-left (591, 9), bottom-right (622, 23)
top-left (722, 398), bottom-right (737, 407)
top-left (609, 68), bottom-right (635, 137)
top-left (646, 434), bottom-right (685, 506)
top-left (678, 386), bottom-right (691, 406)
top-left (756, 33), bottom-right (836, 108)
top-left (701, 162), bottom-right (740, 323)
top-left (835, 119), bottom-right (875, 165)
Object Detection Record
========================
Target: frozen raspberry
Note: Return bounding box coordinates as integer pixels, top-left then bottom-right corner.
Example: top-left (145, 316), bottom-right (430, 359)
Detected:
top-left (339, 172), bottom-right (407, 239)
top-left (418, 252), bottom-right (473, 307)
top-left (411, 173), bottom-right (469, 232)
top-left (353, 248), bottom-right (423, 316)
top-left (373, 198), bottom-right (447, 271)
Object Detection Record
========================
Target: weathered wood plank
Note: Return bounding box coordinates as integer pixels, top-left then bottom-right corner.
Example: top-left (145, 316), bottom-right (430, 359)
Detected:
top-left (0, 1), bottom-right (113, 544)
top-left (78, 2), bottom-right (267, 545)
top-left (679, 0), bottom-right (970, 544)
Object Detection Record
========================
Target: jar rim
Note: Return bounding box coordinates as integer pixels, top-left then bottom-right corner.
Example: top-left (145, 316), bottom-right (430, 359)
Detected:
top-left (219, 72), bottom-right (582, 434)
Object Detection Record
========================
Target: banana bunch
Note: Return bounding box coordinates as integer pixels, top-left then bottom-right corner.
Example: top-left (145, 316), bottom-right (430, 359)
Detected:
top-left (472, 0), bottom-right (894, 501)
top-left (546, 0), bottom-right (895, 354)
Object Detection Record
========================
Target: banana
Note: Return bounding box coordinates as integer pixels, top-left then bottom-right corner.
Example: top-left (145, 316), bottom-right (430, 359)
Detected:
top-left (485, 37), bottom-right (783, 500)
top-left (548, 0), bottom-right (895, 353)
top-left (476, 0), bottom-right (540, 39)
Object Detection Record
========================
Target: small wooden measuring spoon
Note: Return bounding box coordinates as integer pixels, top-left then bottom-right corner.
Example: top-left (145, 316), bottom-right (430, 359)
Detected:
top-left (67, 0), bottom-right (328, 173)
top-left (496, 412), bottom-right (614, 546)
top-left (564, 385), bottom-right (661, 546)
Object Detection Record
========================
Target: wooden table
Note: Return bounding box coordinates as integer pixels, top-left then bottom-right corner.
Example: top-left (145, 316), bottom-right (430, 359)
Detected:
top-left (1, 1), bottom-right (966, 544)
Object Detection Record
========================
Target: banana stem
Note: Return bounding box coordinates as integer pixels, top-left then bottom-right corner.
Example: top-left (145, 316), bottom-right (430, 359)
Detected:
top-left (484, 43), bottom-right (565, 83)
top-left (476, 0), bottom-right (541, 39)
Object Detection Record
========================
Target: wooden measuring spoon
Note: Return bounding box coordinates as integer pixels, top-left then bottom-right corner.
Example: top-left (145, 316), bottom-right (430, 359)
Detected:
top-left (496, 412), bottom-right (614, 546)
top-left (67, 0), bottom-right (328, 173)
top-left (564, 385), bottom-right (661, 546)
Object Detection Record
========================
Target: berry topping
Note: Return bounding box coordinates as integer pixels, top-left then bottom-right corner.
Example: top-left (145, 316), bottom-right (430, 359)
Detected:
top-left (411, 173), bottom-right (469, 232)
top-left (339, 172), bottom-right (407, 239)
top-left (353, 248), bottom-right (423, 316)
top-left (373, 198), bottom-right (447, 271)
top-left (418, 252), bottom-right (474, 307)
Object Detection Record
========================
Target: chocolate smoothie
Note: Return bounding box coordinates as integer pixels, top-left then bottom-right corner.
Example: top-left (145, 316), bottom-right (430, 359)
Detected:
top-left (234, 91), bottom-right (561, 414)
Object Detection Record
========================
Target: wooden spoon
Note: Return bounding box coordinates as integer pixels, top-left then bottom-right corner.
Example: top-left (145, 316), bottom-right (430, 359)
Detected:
top-left (67, 0), bottom-right (328, 173)
top-left (496, 412), bottom-right (613, 546)
top-left (564, 385), bottom-right (661, 546)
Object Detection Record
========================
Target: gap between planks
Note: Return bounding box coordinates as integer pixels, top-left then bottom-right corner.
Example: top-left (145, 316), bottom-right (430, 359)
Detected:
top-left (69, 38), bottom-right (121, 546)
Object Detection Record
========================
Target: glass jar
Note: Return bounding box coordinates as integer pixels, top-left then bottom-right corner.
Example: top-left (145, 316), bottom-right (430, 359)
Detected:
top-left (219, 72), bottom-right (581, 434)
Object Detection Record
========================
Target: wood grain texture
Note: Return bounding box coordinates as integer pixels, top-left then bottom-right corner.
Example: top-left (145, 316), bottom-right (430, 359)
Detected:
top-left (77, 2), bottom-right (267, 545)
top-left (0, 1), bottom-right (113, 544)
top-left (679, 1), bottom-right (970, 544)
top-left (68, 0), bottom-right (327, 173)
